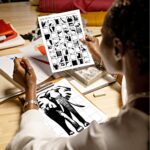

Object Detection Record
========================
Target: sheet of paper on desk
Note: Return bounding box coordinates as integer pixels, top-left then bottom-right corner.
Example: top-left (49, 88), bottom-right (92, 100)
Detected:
top-left (37, 78), bottom-right (107, 137)
top-left (19, 37), bottom-right (48, 63)
top-left (0, 53), bottom-right (51, 85)
top-left (38, 10), bottom-right (94, 73)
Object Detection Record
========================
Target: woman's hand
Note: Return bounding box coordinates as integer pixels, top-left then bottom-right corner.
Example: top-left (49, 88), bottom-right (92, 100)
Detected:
top-left (13, 57), bottom-right (36, 89)
top-left (80, 35), bottom-right (101, 63)
top-left (13, 57), bottom-right (37, 100)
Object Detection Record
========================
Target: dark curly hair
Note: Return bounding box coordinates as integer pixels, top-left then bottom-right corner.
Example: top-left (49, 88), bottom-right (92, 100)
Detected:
top-left (104, 0), bottom-right (149, 74)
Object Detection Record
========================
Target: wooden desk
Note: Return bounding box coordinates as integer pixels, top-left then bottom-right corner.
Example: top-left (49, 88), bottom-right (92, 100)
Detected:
top-left (0, 2), bottom-right (122, 149)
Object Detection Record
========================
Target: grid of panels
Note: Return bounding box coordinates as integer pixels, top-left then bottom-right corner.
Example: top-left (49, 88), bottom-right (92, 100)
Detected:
top-left (38, 10), bottom-right (94, 73)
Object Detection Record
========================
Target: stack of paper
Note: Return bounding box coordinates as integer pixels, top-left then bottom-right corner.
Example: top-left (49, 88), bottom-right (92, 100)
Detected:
top-left (67, 66), bottom-right (105, 85)
top-left (0, 19), bottom-right (25, 50)
top-left (68, 74), bottom-right (116, 94)
top-left (0, 34), bottom-right (25, 50)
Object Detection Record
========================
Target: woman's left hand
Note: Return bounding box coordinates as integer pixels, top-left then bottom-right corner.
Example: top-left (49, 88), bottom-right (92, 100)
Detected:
top-left (80, 35), bottom-right (101, 62)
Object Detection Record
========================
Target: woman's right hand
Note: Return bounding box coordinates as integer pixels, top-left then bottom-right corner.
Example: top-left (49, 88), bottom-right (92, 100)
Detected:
top-left (80, 35), bottom-right (101, 63)
top-left (13, 57), bottom-right (37, 101)
top-left (13, 57), bottom-right (37, 90)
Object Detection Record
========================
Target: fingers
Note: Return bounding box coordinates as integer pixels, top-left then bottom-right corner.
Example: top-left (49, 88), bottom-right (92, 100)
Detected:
top-left (22, 58), bottom-right (37, 85)
top-left (14, 58), bottom-right (25, 73)
top-left (14, 57), bottom-right (32, 71)
top-left (22, 57), bottom-right (32, 69)
top-left (22, 57), bottom-right (36, 76)
top-left (80, 38), bottom-right (88, 45)
top-left (14, 57), bottom-right (21, 69)
top-left (13, 57), bottom-right (35, 77)
top-left (22, 58), bottom-right (32, 74)
top-left (85, 35), bottom-right (95, 42)
top-left (80, 35), bottom-right (97, 45)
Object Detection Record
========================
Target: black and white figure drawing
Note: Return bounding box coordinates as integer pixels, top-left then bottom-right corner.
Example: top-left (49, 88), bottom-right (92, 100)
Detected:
top-left (37, 79), bottom-right (107, 137)
top-left (38, 10), bottom-right (94, 73)
top-left (37, 86), bottom-right (89, 135)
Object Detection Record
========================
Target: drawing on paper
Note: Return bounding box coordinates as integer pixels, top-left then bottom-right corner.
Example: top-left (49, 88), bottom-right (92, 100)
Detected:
top-left (37, 85), bottom-right (89, 135)
top-left (68, 66), bottom-right (105, 85)
top-left (36, 79), bottom-right (106, 136)
top-left (38, 10), bottom-right (94, 73)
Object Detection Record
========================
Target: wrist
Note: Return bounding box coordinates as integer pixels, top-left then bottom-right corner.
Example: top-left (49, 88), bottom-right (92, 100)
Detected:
top-left (23, 99), bottom-right (39, 112)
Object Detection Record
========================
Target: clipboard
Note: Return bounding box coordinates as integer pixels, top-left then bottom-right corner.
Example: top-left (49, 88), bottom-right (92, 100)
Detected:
top-left (0, 70), bottom-right (56, 103)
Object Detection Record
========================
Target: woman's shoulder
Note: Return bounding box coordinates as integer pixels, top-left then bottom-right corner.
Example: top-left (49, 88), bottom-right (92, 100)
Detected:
top-left (112, 106), bottom-right (149, 127)
top-left (95, 107), bottom-right (149, 150)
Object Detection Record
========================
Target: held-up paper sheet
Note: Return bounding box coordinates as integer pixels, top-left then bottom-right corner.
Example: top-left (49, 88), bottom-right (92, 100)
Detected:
top-left (38, 10), bottom-right (94, 73)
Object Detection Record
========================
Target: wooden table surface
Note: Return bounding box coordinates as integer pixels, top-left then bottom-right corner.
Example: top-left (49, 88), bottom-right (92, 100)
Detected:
top-left (0, 2), bottom-right (122, 150)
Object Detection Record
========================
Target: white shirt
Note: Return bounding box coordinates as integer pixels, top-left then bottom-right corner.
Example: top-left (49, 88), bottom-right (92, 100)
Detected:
top-left (6, 107), bottom-right (149, 150)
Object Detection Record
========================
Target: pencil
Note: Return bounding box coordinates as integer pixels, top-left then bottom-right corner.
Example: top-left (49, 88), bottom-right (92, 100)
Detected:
top-left (32, 57), bottom-right (49, 65)
top-left (93, 34), bottom-right (102, 37)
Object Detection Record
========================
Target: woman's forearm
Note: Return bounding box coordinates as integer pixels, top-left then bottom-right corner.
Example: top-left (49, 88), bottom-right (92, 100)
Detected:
top-left (25, 87), bottom-right (36, 100)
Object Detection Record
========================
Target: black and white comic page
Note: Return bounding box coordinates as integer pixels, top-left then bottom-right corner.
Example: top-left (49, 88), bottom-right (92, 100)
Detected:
top-left (37, 79), bottom-right (107, 137)
top-left (38, 10), bottom-right (94, 73)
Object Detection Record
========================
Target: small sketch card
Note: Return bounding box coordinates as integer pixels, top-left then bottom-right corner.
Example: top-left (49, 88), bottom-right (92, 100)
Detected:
top-left (38, 10), bottom-right (94, 73)
top-left (68, 66), bottom-right (105, 85)
top-left (37, 79), bottom-right (107, 137)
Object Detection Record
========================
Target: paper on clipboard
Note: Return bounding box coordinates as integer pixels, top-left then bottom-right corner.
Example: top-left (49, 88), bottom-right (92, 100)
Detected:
top-left (0, 53), bottom-right (52, 102)
top-left (0, 53), bottom-right (51, 84)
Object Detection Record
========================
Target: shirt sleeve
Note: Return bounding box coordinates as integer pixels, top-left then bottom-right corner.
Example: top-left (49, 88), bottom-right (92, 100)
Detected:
top-left (6, 109), bottom-right (66, 150)
top-left (6, 107), bottom-right (149, 150)
top-left (6, 109), bottom-right (106, 150)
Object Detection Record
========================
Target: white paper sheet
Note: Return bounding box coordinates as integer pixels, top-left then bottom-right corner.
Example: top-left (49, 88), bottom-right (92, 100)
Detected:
top-left (37, 79), bottom-right (107, 137)
top-left (38, 10), bottom-right (94, 73)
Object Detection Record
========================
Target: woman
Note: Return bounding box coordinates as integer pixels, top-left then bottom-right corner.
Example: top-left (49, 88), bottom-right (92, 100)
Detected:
top-left (7, 0), bottom-right (149, 149)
